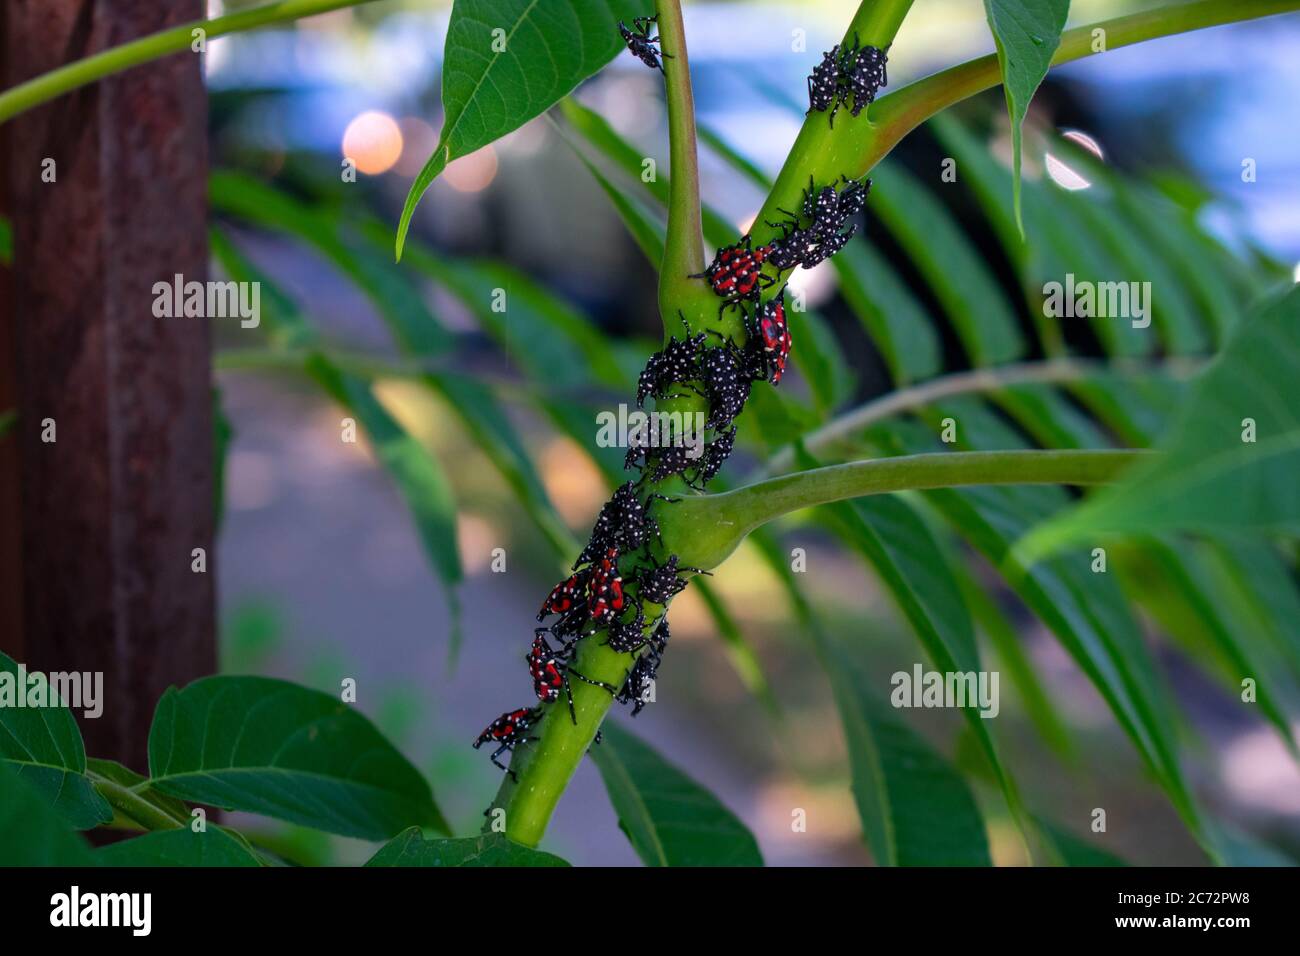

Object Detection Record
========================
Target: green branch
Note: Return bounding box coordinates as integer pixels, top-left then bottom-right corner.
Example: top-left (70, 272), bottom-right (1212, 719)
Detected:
top-left (749, 0), bottom-right (915, 246)
top-left (495, 447), bottom-right (1141, 846)
top-left (760, 358), bottom-right (1203, 476)
top-left (493, 0), bottom-right (1285, 851)
top-left (89, 773), bottom-right (187, 832)
top-left (659, 449), bottom-right (1146, 572)
top-left (654, 0), bottom-right (711, 323)
top-left (0, 0), bottom-right (382, 125)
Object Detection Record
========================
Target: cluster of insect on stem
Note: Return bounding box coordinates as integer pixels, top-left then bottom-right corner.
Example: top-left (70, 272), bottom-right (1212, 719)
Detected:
top-left (475, 16), bottom-right (878, 784)
top-left (476, 477), bottom-right (707, 779)
top-left (806, 33), bottom-right (890, 127)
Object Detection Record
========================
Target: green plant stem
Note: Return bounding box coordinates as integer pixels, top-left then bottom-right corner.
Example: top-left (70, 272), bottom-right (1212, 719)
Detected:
top-left (655, 0), bottom-right (708, 317)
top-left (497, 4), bottom-right (720, 846)
top-left (88, 773), bottom-right (187, 832)
top-left (660, 449), bottom-right (1146, 572)
top-left (0, 0), bottom-right (381, 125)
top-left (496, 448), bottom-right (1138, 846)
top-left (760, 357), bottom-right (1204, 476)
top-left (864, 0), bottom-right (1300, 179)
top-left (493, 0), bottom-right (1279, 851)
top-left (748, 0), bottom-right (915, 246)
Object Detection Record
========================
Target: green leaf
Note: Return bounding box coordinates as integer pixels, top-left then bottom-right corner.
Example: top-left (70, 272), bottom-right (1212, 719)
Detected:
top-left (870, 161), bottom-right (1024, 366)
top-left (691, 577), bottom-right (779, 716)
top-left (1032, 185), bottom-right (1155, 359)
top-left (327, 370), bottom-right (465, 634)
top-left (930, 114), bottom-right (1171, 358)
top-left (882, 415), bottom-right (1206, 846)
top-left (397, 0), bottom-right (655, 258)
top-left (146, 675), bottom-right (446, 841)
top-left (1069, 372), bottom-right (1300, 663)
top-left (0, 761), bottom-right (96, 866)
top-left (1019, 287), bottom-right (1300, 559)
top-left (1046, 161), bottom-right (1205, 356)
top-left (746, 523), bottom-right (992, 864)
top-left (1067, 370), bottom-right (1188, 448)
top-left (1047, 131), bottom-right (1258, 345)
top-left (814, 633), bottom-right (991, 866)
top-left (212, 173), bottom-right (449, 355)
top-left (953, 558), bottom-right (1075, 761)
top-left (1137, 540), bottom-right (1295, 752)
top-left (1210, 541), bottom-right (1300, 682)
top-left (435, 371), bottom-right (576, 564)
top-left (795, 450), bottom-right (1023, 828)
top-left (993, 382), bottom-right (1109, 451)
top-left (591, 721), bottom-right (763, 867)
top-left (559, 97), bottom-right (736, 250)
top-left (0, 409), bottom-right (14, 440)
top-left (389, 225), bottom-right (626, 392)
top-left (210, 231), bottom-right (467, 637)
top-left (560, 128), bottom-right (667, 267)
top-left (981, 0), bottom-right (1070, 233)
top-left (990, 380), bottom-right (1297, 748)
top-left (213, 386), bottom-right (233, 529)
top-left (1037, 817), bottom-right (1127, 866)
top-left (95, 827), bottom-right (262, 867)
top-left (1211, 826), bottom-right (1298, 867)
top-left (835, 242), bottom-right (943, 385)
top-left (792, 307), bottom-right (853, 415)
top-left (0, 651), bottom-right (112, 830)
top-left (365, 828), bottom-right (570, 867)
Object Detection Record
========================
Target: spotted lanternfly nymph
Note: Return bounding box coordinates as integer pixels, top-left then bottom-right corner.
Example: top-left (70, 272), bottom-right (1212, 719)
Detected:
top-left (644, 443), bottom-right (696, 482)
top-left (699, 344), bottom-right (753, 430)
top-left (473, 706), bottom-right (541, 780)
top-left (648, 617), bottom-right (671, 657)
top-left (618, 652), bottom-right (661, 717)
top-left (687, 425), bottom-right (737, 490)
top-left (587, 546), bottom-right (629, 623)
top-left (537, 568), bottom-right (590, 622)
top-left (619, 16), bottom-right (673, 73)
top-left (616, 616), bottom-right (670, 717)
top-left (528, 631), bottom-right (617, 724)
top-left (810, 222), bottom-right (857, 266)
top-left (636, 554), bottom-right (709, 606)
top-left (575, 482), bottom-right (668, 567)
top-left (806, 44), bottom-right (846, 125)
top-left (747, 293), bottom-right (793, 386)
top-left (690, 236), bottom-right (774, 309)
top-left (783, 177), bottom-right (845, 239)
top-left (803, 183), bottom-right (843, 234)
top-left (835, 176), bottom-right (871, 221)
top-left (766, 221), bottom-right (821, 272)
top-left (604, 605), bottom-right (652, 654)
top-left (842, 37), bottom-right (889, 115)
top-left (636, 320), bottom-right (706, 408)
top-left (546, 606), bottom-right (591, 641)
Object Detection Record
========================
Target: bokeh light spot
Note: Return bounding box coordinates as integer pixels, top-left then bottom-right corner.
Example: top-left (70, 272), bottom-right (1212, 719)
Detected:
top-left (342, 110), bottom-right (403, 175)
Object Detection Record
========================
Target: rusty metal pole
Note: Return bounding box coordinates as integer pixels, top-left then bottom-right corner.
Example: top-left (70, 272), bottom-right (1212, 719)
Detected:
top-left (0, 0), bottom-right (214, 772)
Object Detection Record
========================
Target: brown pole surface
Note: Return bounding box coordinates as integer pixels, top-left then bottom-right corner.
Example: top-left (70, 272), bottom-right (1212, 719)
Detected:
top-left (1, 0), bottom-right (214, 772)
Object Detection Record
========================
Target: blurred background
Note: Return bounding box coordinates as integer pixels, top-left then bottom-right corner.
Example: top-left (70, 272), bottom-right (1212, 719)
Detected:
top-left (205, 0), bottom-right (1300, 865)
